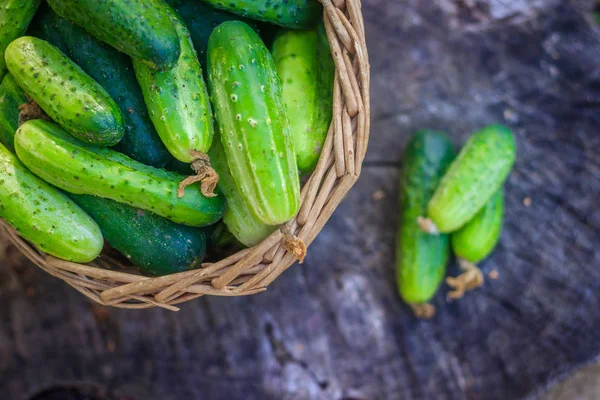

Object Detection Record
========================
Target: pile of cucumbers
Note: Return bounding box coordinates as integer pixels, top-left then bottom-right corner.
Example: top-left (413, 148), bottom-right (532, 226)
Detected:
top-left (0, 0), bottom-right (333, 276)
top-left (396, 126), bottom-right (516, 318)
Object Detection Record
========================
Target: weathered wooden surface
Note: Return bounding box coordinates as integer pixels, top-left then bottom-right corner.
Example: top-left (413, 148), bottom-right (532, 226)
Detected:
top-left (1, 0), bottom-right (600, 399)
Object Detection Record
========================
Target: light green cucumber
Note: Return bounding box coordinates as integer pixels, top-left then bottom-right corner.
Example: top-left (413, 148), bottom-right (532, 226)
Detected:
top-left (46, 0), bottom-right (180, 70)
top-left (5, 37), bottom-right (125, 146)
top-left (0, 0), bottom-right (41, 80)
top-left (426, 125), bottom-right (516, 233)
top-left (0, 142), bottom-right (103, 263)
top-left (133, 6), bottom-right (213, 163)
top-left (208, 21), bottom-right (300, 225)
top-left (0, 73), bottom-right (27, 152)
top-left (209, 136), bottom-right (275, 247)
top-left (15, 120), bottom-right (225, 227)
top-left (451, 188), bottom-right (504, 264)
top-left (272, 24), bottom-right (334, 173)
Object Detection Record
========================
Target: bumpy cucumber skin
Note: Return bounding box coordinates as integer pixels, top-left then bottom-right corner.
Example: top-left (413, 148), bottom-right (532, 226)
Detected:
top-left (272, 25), bottom-right (334, 173)
top-left (35, 11), bottom-right (171, 168)
top-left (5, 37), bottom-right (125, 146)
top-left (208, 21), bottom-right (300, 225)
top-left (15, 120), bottom-right (225, 227)
top-left (134, 6), bottom-right (213, 163)
top-left (0, 0), bottom-right (41, 80)
top-left (69, 194), bottom-right (207, 276)
top-left (202, 0), bottom-right (322, 29)
top-left (452, 188), bottom-right (504, 263)
top-left (427, 125), bottom-right (516, 233)
top-left (397, 131), bottom-right (456, 305)
top-left (209, 136), bottom-right (275, 247)
top-left (46, 0), bottom-right (180, 70)
top-left (0, 74), bottom-right (27, 152)
top-left (0, 143), bottom-right (103, 263)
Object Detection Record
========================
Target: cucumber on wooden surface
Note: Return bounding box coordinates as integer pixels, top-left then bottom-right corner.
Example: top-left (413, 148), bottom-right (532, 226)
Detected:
top-left (0, 0), bottom-right (41, 80)
top-left (209, 136), bottom-right (275, 247)
top-left (15, 120), bottom-right (226, 227)
top-left (451, 188), bottom-right (504, 264)
top-left (425, 125), bottom-right (516, 234)
top-left (69, 194), bottom-right (207, 276)
top-left (0, 142), bottom-right (103, 263)
top-left (0, 74), bottom-right (27, 152)
top-left (5, 37), bottom-right (125, 146)
top-left (397, 131), bottom-right (455, 316)
top-left (272, 24), bottom-right (334, 173)
top-left (46, 0), bottom-right (180, 70)
top-left (134, 5), bottom-right (214, 163)
top-left (208, 21), bottom-right (300, 225)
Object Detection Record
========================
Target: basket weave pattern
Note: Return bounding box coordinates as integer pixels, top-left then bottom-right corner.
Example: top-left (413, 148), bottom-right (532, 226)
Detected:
top-left (0, 0), bottom-right (371, 311)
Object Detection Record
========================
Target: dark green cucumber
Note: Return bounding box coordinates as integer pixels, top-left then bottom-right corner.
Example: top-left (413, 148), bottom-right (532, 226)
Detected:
top-left (426, 125), bottom-right (516, 233)
top-left (201, 0), bottom-right (322, 29)
top-left (47, 0), bottom-right (180, 70)
top-left (209, 136), bottom-right (275, 247)
top-left (15, 120), bottom-right (225, 227)
top-left (397, 131), bottom-right (455, 309)
top-left (272, 24), bottom-right (334, 173)
top-left (134, 6), bottom-right (214, 163)
top-left (0, 0), bottom-right (42, 80)
top-left (34, 9), bottom-right (172, 167)
top-left (0, 74), bottom-right (27, 152)
top-left (208, 21), bottom-right (300, 225)
top-left (69, 194), bottom-right (207, 276)
top-left (451, 188), bottom-right (504, 264)
top-left (5, 37), bottom-right (125, 146)
top-left (0, 142), bottom-right (103, 263)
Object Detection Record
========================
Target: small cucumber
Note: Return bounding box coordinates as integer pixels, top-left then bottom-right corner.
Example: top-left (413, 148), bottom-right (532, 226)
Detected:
top-left (15, 120), bottom-right (225, 227)
top-left (201, 0), bottom-right (322, 29)
top-left (397, 131), bottom-right (455, 314)
top-left (272, 24), bottom-right (334, 173)
top-left (69, 194), bottom-right (207, 276)
top-left (5, 37), bottom-right (125, 146)
top-left (134, 6), bottom-right (214, 163)
top-left (0, 74), bottom-right (27, 152)
top-left (0, 142), bottom-right (103, 263)
top-left (426, 125), bottom-right (516, 233)
top-left (209, 136), bottom-right (276, 247)
top-left (0, 0), bottom-right (42, 80)
top-left (451, 188), bottom-right (504, 264)
top-left (208, 21), bottom-right (300, 225)
top-left (47, 0), bottom-right (180, 70)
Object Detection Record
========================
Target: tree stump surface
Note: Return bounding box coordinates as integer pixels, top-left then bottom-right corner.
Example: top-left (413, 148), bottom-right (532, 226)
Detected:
top-left (1, 1), bottom-right (600, 399)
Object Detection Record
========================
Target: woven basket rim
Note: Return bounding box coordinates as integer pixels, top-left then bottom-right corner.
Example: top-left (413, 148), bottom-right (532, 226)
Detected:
top-left (1, 0), bottom-right (371, 311)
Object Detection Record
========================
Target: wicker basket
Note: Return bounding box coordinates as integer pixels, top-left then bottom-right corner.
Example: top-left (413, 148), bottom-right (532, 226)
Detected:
top-left (0, 0), bottom-right (371, 311)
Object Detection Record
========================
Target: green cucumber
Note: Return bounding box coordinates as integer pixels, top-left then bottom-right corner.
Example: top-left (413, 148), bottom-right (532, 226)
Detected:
top-left (133, 6), bottom-right (213, 163)
top-left (15, 120), bottom-right (225, 227)
top-left (0, 0), bottom-right (42, 80)
top-left (69, 194), bottom-right (207, 276)
top-left (46, 0), bottom-right (180, 70)
top-left (209, 136), bottom-right (276, 247)
top-left (5, 37), bottom-right (125, 146)
top-left (208, 21), bottom-right (300, 225)
top-left (397, 131), bottom-right (455, 313)
top-left (451, 188), bottom-right (504, 264)
top-left (272, 24), bottom-right (334, 173)
top-left (425, 125), bottom-right (516, 233)
top-left (0, 142), bottom-right (103, 263)
top-left (201, 0), bottom-right (322, 29)
top-left (34, 9), bottom-right (172, 167)
top-left (0, 74), bottom-right (27, 152)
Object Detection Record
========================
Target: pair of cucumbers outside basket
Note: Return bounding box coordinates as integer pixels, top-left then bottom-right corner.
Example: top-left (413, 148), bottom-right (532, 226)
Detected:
top-left (0, 0), bottom-right (371, 310)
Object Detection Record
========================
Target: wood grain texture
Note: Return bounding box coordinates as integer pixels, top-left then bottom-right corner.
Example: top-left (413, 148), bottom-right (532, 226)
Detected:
top-left (2, 0), bottom-right (600, 399)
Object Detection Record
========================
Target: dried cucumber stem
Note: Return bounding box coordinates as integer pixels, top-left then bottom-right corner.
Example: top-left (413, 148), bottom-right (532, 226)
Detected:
top-left (280, 224), bottom-right (307, 263)
top-left (18, 97), bottom-right (49, 126)
top-left (417, 216), bottom-right (439, 235)
top-left (446, 258), bottom-right (484, 300)
top-left (177, 151), bottom-right (219, 198)
top-left (409, 303), bottom-right (436, 319)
